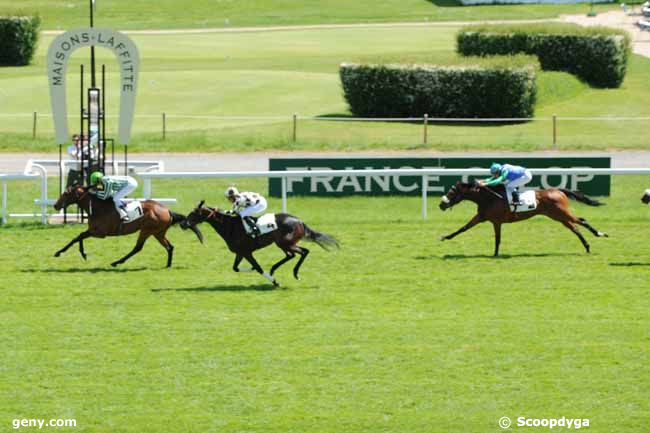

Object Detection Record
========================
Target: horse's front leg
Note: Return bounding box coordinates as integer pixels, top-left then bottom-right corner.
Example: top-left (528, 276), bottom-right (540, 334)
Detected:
top-left (55, 231), bottom-right (91, 259)
top-left (245, 253), bottom-right (278, 287)
top-left (440, 214), bottom-right (484, 241)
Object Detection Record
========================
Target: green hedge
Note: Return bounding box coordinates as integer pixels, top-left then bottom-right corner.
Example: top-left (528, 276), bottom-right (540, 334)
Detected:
top-left (0, 16), bottom-right (41, 66)
top-left (457, 24), bottom-right (631, 88)
top-left (340, 62), bottom-right (537, 118)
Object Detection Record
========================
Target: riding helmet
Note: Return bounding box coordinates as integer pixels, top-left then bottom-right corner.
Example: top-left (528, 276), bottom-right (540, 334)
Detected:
top-left (90, 171), bottom-right (104, 185)
top-left (489, 163), bottom-right (502, 175)
top-left (225, 186), bottom-right (239, 198)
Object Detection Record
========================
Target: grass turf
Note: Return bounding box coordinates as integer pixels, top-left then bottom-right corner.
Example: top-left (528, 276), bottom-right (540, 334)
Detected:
top-left (0, 175), bottom-right (648, 432)
top-left (1, 26), bottom-right (650, 152)
top-left (0, 0), bottom-right (618, 30)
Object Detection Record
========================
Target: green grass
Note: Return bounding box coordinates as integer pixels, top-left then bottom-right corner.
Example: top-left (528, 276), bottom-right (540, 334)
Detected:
top-left (1, 176), bottom-right (649, 432)
top-left (0, 0), bottom-right (618, 30)
top-left (1, 26), bottom-right (649, 153)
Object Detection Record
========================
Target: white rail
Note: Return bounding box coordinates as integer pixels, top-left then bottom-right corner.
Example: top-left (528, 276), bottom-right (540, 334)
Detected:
top-left (0, 164), bottom-right (47, 224)
top-left (137, 167), bottom-right (650, 219)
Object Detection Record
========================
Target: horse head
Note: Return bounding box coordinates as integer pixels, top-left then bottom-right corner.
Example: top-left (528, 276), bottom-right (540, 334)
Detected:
top-left (53, 185), bottom-right (87, 211)
top-left (182, 200), bottom-right (219, 228)
top-left (439, 182), bottom-right (477, 211)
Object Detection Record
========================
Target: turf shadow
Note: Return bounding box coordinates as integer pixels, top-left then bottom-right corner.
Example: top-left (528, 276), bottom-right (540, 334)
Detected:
top-left (416, 252), bottom-right (584, 260)
top-left (151, 284), bottom-right (278, 293)
top-left (609, 262), bottom-right (650, 267)
top-left (22, 267), bottom-right (148, 273)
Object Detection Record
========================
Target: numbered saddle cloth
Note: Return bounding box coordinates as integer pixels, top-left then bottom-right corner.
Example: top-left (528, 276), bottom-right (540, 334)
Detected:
top-left (510, 190), bottom-right (538, 213)
top-left (243, 213), bottom-right (278, 236)
top-left (122, 201), bottom-right (145, 222)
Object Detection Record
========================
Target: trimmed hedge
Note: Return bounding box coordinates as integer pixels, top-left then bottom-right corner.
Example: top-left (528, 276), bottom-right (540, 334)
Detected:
top-left (340, 62), bottom-right (537, 118)
top-left (0, 16), bottom-right (41, 66)
top-left (457, 24), bottom-right (631, 88)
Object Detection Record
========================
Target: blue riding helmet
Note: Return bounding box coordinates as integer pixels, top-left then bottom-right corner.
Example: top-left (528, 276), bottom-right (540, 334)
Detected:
top-left (489, 163), bottom-right (502, 175)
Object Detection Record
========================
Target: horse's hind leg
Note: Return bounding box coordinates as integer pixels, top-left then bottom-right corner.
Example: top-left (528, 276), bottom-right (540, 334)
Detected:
top-left (270, 251), bottom-right (295, 276)
top-left (154, 232), bottom-right (174, 268)
top-left (576, 217), bottom-right (608, 238)
top-left (111, 232), bottom-right (150, 267)
top-left (291, 246), bottom-right (310, 280)
top-left (562, 221), bottom-right (590, 253)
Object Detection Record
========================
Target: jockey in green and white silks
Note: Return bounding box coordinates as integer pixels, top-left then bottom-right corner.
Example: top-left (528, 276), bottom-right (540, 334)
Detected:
top-left (90, 171), bottom-right (138, 221)
top-left (225, 186), bottom-right (268, 237)
top-left (479, 163), bottom-right (532, 205)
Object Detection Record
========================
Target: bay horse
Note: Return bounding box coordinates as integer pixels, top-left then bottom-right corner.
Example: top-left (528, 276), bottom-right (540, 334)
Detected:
top-left (438, 182), bottom-right (608, 256)
top-left (53, 185), bottom-right (203, 267)
top-left (181, 201), bottom-right (339, 286)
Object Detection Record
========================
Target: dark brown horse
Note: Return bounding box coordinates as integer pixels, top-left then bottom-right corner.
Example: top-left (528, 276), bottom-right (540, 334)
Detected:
top-left (438, 182), bottom-right (608, 256)
top-left (181, 201), bottom-right (339, 286)
top-left (53, 185), bottom-right (203, 267)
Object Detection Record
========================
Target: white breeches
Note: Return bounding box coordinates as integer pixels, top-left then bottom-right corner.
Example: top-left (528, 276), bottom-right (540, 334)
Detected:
top-left (239, 197), bottom-right (267, 217)
top-left (112, 178), bottom-right (138, 208)
top-left (505, 169), bottom-right (532, 201)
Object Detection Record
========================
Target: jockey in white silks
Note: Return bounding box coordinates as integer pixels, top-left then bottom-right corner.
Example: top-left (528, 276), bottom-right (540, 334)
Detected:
top-left (225, 186), bottom-right (268, 237)
top-left (90, 171), bottom-right (138, 221)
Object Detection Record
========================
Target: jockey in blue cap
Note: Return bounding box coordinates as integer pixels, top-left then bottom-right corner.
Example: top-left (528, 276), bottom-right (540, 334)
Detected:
top-left (478, 162), bottom-right (532, 206)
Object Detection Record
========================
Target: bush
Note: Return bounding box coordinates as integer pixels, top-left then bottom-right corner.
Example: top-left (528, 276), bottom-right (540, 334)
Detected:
top-left (340, 61), bottom-right (537, 118)
top-left (457, 24), bottom-right (631, 88)
top-left (0, 16), bottom-right (41, 66)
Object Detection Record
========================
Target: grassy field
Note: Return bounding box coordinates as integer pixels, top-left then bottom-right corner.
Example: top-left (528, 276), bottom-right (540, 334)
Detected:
top-left (1, 26), bottom-right (649, 153)
top-left (1, 176), bottom-right (649, 432)
top-left (0, 0), bottom-right (616, 30)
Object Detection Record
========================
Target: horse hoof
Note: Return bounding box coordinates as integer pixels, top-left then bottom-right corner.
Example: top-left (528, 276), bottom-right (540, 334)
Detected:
top-left (600, 232), bottom-right (609, 238)
top-left (111, 262), bottom-right (119, 267)
top-left (293, 274), bottom-right (300, 281)
top-left (439, 236), bottom-right (447, 242)
top-left (54, 252), bottom-right (61, 257)
top-left (273, 280), bottom-right (280, 287)
top-left (81, 255), bottom-right (87, 261)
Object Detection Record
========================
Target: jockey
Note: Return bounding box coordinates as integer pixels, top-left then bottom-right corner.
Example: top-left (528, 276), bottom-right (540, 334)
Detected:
top-left (225, 186), bottom-right (267, 237)
top-left (479, 162), bottom-right (533, 205)
top-left (89, 171), bottom-right (138, 221)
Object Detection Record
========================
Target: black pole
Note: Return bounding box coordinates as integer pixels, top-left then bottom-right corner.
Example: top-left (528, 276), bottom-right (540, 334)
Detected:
top-left (90, 0), bottom-right (96, 88)
top-left (101, 65), bottom-right (106, 173)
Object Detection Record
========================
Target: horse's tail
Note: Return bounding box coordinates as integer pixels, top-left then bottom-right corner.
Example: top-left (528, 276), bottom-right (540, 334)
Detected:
top-left (170, 211), bottom-right (204, 244)
top-left (559, 189), bottom-right (604, 207)
top-left (303, 223), bottom-right (340, 251)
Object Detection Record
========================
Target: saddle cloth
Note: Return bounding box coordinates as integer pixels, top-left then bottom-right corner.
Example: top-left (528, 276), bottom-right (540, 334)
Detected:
top-left (123, 201), bottom-right (145, 222)
top-left (244, 213), bottom-right (278, 236)
top-left (510, 190), bottom-right (538, 213)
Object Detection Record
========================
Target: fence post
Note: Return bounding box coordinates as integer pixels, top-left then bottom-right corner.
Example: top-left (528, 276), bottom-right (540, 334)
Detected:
top-left (552, 114), bottom-right (557, 149)
top-left (292, 113), bottom-right (297, 143)
top-left (281, 176), bottom-right (288, 212)
top-left (421, 175), bottom-right (428, 219)
top-left (32, 111), bottom-right (37, 139)
top-left (162, 112), bottom-right (166, 141)
top-left (423, 114), bottom-right (428, 145)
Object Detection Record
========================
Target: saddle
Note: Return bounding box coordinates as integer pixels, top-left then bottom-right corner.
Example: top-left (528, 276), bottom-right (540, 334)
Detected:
top-left (485, 184), bottom-right (537, 213)
top-left (242, 213), bottom-right (278, 236)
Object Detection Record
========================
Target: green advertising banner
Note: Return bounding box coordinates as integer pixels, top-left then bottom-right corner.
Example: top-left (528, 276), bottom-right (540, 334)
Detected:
top-left (269, 157), bottom-right (611, 197)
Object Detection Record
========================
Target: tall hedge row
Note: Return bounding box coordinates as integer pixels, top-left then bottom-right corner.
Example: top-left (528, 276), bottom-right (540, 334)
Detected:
top-left (0, 16), bottom-right (41, 66)
top-left (340, 63), bottom-right (537, 118)
top-left (457, 24), bottom-right (631, 88)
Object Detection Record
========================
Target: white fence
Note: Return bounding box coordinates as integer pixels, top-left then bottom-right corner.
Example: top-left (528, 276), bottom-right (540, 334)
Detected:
top-left (138, 167), bottom-right (650, 219)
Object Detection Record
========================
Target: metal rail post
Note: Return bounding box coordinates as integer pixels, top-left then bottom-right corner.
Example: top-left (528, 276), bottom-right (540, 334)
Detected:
top-left (421, 175), bottom-right (428, 219)
top-left (423, 114), bottom-right (428, 145)
top-left (281, 176), bottom-right (288, 212)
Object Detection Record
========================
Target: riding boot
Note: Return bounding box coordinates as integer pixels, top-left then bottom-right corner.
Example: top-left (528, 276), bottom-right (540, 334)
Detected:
top-left (511, 189), bottom-right (521, 206)
top-left (244, 216), bottom-right (260, 238)
top-left (117, 205), bottom-right (129, 222)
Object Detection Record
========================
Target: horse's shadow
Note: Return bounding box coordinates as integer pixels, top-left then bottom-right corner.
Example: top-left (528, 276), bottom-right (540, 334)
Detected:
top-left (416, 252), bottom-right (584, 260)
top-left (609, 262), bottom-right (650, 267)
top-left (151, 284), bottom-right (279, 293)
top-left (22, 267), bottom-right (148, 273)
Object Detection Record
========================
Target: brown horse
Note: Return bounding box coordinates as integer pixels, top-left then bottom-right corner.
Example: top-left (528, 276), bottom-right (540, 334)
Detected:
top-left (53, 185), bottom-right (203, 267)
top-left (438, 182), bottom-right (608, 256)
top-left (181, 201), bottom-right (339, 286)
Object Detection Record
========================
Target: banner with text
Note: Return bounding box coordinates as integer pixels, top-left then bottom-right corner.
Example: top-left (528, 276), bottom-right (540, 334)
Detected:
top-left (268, 157), bottom-right (611, 197)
